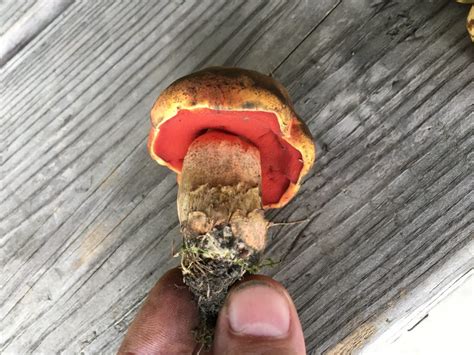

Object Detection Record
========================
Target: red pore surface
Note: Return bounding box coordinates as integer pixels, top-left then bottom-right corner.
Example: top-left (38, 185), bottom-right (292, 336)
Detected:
top-left (153, 108), bottom-right (303, 206)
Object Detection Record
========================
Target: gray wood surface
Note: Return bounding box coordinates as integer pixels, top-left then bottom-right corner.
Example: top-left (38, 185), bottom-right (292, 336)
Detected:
top-left (0, 0), bottom-right (33, 36)
top-left (0, 1), bottom-right (472, 354)
top-left (0, 0), bottom-right (73, 66)
top-left (361, 242), bottom-right (473, 354)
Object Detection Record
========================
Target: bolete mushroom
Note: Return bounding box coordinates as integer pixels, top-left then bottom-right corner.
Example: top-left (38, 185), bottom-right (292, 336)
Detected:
top-left (468, 5), bottom-right (474, 42)
top-left (455, 1), bottom-right (474, 42)
top-left (147, 67), bottom-right (315, 343)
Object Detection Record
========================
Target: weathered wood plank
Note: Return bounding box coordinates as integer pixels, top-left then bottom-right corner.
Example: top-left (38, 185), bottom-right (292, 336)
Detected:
top-left (264, 1), bottom-right (473, 353)
top-left (0, 0), bottom-right (472, 354)
top-left (0, 0), bottom-right (34, 36)
top-left (0, 0), bottom-right (73, 67)
top-left (361, 241), bottom-right (473, 354)
top-left (0, 0), bottom-right (343, 353)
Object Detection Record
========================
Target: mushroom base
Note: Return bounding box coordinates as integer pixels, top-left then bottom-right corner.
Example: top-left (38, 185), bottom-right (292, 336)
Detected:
top-left (180, 221), bottom-right (261, 346)
top-left (178, 185), bottom-right (268, 346)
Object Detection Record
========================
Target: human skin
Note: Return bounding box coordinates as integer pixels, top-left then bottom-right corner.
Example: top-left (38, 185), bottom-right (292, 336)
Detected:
top-left (118, 268), bottom-right (306, 355)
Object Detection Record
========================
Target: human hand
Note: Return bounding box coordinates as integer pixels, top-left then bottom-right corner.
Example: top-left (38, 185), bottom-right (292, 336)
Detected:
top-left (118, 268), bottom-right (306, 354)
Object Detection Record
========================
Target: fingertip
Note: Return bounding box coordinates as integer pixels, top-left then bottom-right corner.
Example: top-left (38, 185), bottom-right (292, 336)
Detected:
top-left (213, 275), bottom-right (306, 355)
top-left (118, 268), bottom-right (199, 354)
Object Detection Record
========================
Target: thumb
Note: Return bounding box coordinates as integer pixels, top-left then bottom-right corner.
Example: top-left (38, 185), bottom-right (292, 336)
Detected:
top-left (212, 275), bottom-right (306, 355)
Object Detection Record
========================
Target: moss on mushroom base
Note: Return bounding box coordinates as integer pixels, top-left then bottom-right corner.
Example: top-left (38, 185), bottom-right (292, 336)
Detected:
top-left (179, 223), bottom-right (260, 344)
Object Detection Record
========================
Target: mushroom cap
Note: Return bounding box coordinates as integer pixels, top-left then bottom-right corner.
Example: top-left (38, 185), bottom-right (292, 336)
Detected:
top-left (468, 5), bottom-right (474, 42)
top-left (148, 67), bottom-right (315, 208)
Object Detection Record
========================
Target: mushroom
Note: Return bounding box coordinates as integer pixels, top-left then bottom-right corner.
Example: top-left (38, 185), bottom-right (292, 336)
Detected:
top-left (468, 5), bottom-right (474, 42)
top-left (147, 67), bottom-right (315, 343)
top-left (456, 0), bottom-right (474, 42)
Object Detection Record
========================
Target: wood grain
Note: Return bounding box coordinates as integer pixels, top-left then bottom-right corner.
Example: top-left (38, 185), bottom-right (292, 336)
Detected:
top-left (0, 0), bottom-right (73, 67)
top-left (0, 0), bottom-right (34, 36)
top-left (362, 242), bottom-right (474, 353)
top-left (0, 0), bottom-right (472, 354)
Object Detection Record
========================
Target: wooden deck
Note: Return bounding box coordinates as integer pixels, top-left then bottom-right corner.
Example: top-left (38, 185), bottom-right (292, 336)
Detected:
top-left (0, 1), bottom-right (472, 354)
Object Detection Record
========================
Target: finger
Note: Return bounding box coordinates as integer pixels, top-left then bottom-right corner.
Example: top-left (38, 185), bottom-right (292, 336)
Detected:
top-left (213, 275), bottom-right (306, 355)
top-left (118, 268), bottom-right (199, 354)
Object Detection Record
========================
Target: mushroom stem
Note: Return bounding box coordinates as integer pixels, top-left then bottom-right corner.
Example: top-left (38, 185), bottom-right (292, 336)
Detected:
top-left (177, 130), bottom-right (268, 343)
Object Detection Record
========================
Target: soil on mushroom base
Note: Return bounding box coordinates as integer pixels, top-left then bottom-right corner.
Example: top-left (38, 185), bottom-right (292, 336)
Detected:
top-left (179, 223), bottom-right (260, 345)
